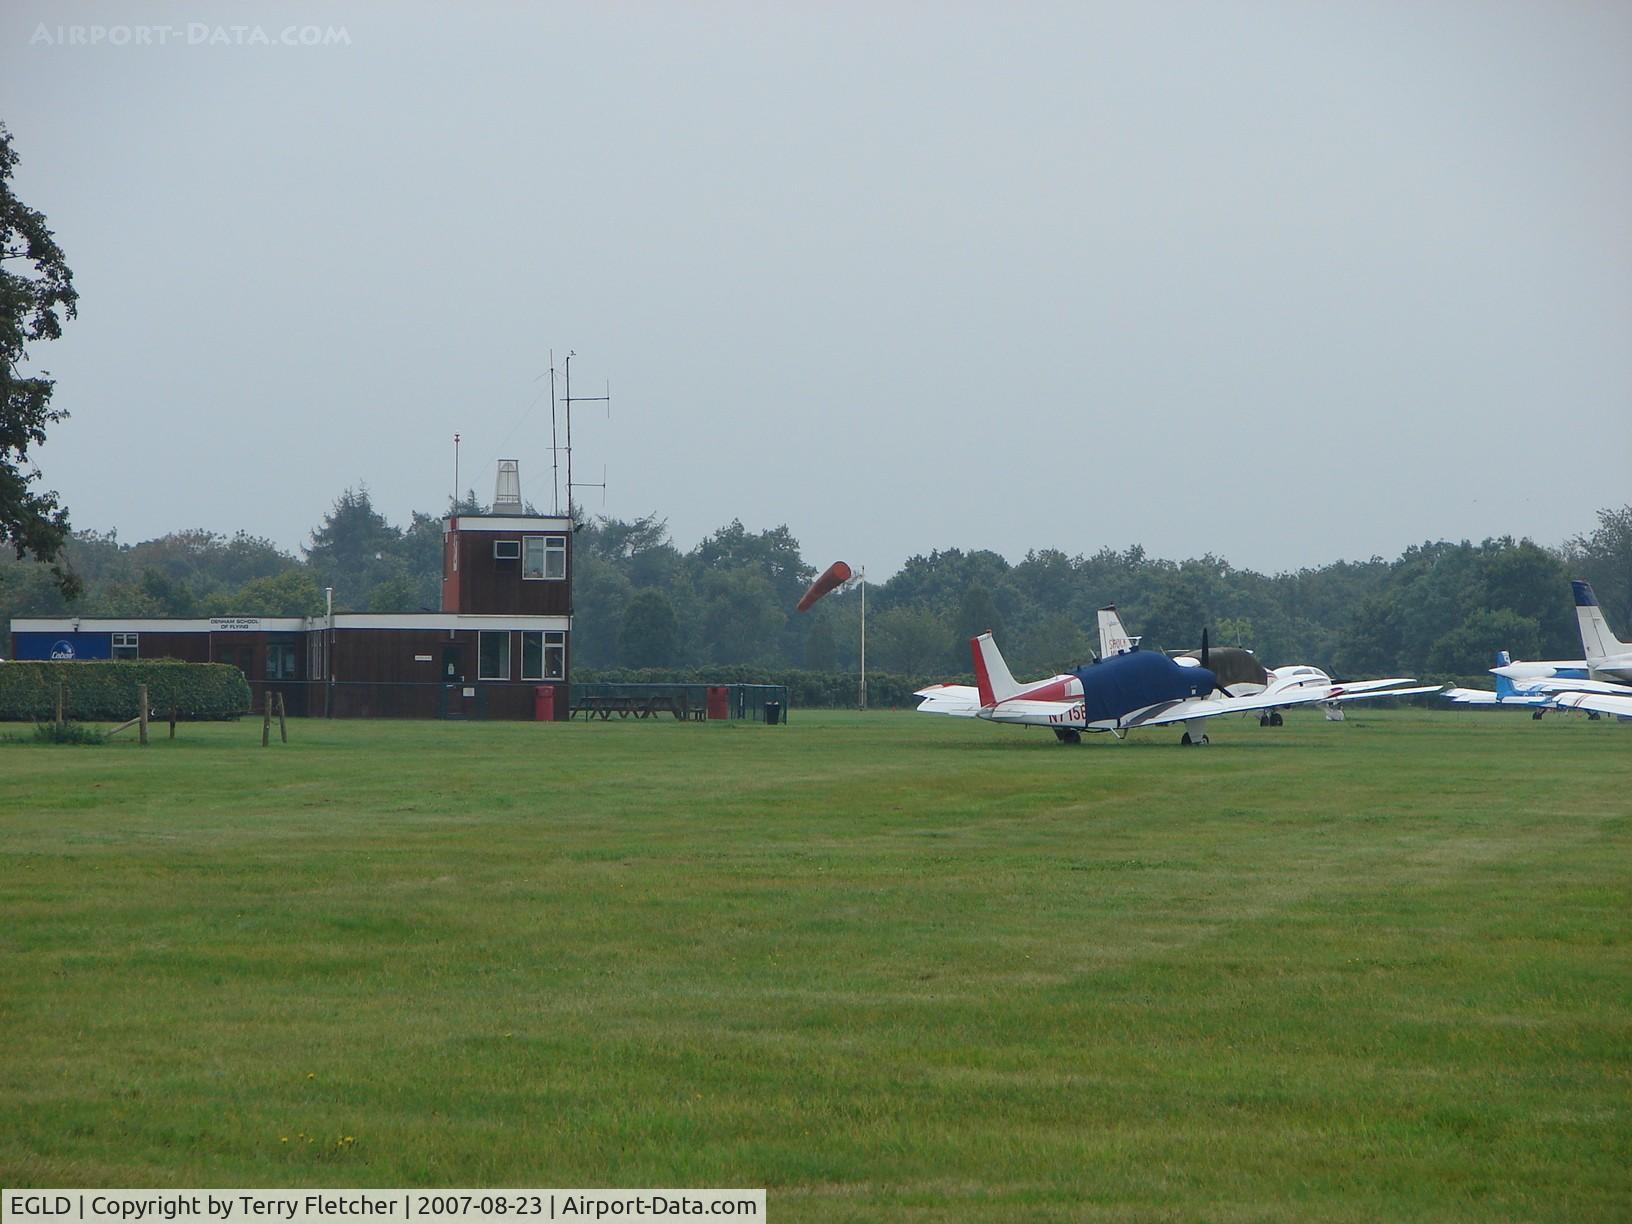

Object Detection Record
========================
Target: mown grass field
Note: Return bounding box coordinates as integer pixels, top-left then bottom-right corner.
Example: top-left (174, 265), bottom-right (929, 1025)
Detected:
top-left (2, 708), bottom-right (1628, 1220)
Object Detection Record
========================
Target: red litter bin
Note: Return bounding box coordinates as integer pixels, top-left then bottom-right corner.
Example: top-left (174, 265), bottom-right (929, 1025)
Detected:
top-left (534, 685), bottom-right (555, 721)
top-left (706, 686), bottom-right (729, 720)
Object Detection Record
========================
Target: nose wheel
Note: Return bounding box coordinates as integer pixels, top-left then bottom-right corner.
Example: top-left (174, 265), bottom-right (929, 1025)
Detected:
top-left (1053, 728), bottom-right (1082, 744)
top-left (1180, 731), bottom-right (1209, 746)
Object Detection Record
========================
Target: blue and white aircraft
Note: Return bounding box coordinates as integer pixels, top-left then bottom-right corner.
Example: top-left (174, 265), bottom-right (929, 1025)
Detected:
top-left (1443, 651), bottom-right (1580, 717)
top-left (1094, 605), bottom-right (1432, 724)
top-left (1442, 581), bottom-right (1632, 720)
top-left (915, 631), bottom-right (1418, 745)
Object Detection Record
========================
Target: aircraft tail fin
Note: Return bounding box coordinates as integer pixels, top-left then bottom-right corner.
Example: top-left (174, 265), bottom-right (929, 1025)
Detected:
top-left (1573, 580), bottom-right (1630, 663)
top-left (1492, 650), bottom-right (1517, 700)
top-left (970, 632), bottom-right (1021, 707)
top-left (1097, 605), bottom-right (1136, 657)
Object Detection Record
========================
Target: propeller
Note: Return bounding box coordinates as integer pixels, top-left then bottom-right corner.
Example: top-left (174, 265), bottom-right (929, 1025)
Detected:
top-left (1200, 627), bottom-right (1235, 697)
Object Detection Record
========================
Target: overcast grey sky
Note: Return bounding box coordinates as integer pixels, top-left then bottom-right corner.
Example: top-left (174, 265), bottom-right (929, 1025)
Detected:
top-left (4, 1), bottom-right (1629, 578)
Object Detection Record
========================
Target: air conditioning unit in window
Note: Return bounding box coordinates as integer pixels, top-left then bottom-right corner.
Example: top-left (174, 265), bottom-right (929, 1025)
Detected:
top-left (494, 540), bottom-right (521, 560)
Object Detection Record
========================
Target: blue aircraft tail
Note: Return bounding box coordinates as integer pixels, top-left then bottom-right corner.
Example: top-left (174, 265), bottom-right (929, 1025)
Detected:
top-left (1493, 650), bottom-right (1516, 701)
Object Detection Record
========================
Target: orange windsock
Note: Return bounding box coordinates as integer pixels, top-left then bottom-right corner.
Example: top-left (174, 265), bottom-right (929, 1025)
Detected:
top-left (796, 561), bottom-right (853, 612)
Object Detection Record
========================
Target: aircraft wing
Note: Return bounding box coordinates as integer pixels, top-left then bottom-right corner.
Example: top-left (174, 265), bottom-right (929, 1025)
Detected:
top-left (1326, 684), bottom-right (1442, 704)
top-left (980, 699), bottom-right (1081, 725)
top-left (1325, 677), bottom-right (1422, 695)
top-left (1441, 687), bottom-right (1506, 706)
top-left (1551, 691), bottom-right (1632, 718)
top-left (914, 684), bottom-right (981, 717)
top-left (1121, 687), bottom-right (1333, 729)
top-left (1521, 677), bottom-right (1632, 698)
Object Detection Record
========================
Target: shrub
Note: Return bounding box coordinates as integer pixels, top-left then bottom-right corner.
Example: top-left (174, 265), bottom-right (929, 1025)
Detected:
top-left (23, 722), bottom-right (107, 745)
top-left (0, 661), bottom-right (251, 722)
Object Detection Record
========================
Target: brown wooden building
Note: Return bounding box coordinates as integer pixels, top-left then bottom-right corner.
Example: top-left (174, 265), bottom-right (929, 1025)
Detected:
top-left (10, 511), bottom-right (577, 720)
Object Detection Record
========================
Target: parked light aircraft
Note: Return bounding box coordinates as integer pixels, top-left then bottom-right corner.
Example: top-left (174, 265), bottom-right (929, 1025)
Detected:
top-left (915, 631), bottom-right (1429, 745)
top-left (1094, 605), bottom-right (1432, 726)
top-left (1441, 582), bottom-right (1632, 720)
top-left (1443, 651), bottom-right (1580, 718)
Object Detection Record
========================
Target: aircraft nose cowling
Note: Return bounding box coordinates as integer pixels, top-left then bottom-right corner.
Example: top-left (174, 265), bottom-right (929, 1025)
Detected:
top-left (1189, 666), bottom-right (1218, 697)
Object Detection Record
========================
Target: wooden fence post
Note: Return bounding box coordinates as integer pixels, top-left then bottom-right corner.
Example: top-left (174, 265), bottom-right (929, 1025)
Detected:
top-left (276, 692), bottom-right (288, 743)
top-left (56, 682), bottom-right (65, 728)
top-left (137, 684), bottom-right (149, 746)
top-left (169, 708), bottom-right (178, 739)
top-left (262, 692), bottom-right (272, 747)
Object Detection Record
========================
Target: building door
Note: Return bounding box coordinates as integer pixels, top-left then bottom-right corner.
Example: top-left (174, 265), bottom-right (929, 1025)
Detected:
top-left (441, 644), bottom-right (472, 718)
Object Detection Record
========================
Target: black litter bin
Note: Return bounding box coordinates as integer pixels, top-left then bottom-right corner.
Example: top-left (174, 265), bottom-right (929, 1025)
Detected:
top-left (764, 701), bottom-right (782, 725)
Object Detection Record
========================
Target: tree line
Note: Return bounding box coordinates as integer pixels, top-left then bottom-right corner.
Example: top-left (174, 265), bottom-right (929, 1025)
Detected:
top-left (2, 487), bottom-right (1628, 685)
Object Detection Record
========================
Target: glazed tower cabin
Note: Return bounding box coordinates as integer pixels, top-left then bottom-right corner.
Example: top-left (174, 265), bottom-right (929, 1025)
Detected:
top-left (9, 461), bottom-right (574, 720)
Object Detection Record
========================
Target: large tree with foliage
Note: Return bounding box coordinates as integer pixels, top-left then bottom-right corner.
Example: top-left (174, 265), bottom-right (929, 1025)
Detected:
top-left (1, 124), bottom-right (78, 596)
top-left (304, 486), bottom-right (403, 609)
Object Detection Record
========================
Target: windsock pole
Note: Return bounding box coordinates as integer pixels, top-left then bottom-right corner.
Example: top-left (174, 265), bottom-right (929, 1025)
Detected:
top-left (858, 567), bottom-right (867, 711)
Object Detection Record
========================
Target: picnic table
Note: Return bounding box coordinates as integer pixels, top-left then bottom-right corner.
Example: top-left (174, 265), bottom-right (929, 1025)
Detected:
top-left (570, 694), bottom-right (701, 721)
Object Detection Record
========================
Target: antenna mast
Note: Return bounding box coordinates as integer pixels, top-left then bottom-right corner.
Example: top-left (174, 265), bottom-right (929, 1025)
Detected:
top-left (548, 351), bottom-right (560, 515)
top-left (452, 433), bottom-right (461, 514)
top-left (563, 350), bottom-right (611, 522)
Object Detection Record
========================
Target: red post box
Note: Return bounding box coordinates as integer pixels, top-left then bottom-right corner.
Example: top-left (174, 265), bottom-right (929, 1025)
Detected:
top-left (534, 685), bottom-right (555, 721)
top-left (706, 685), bottom-right (729, 720)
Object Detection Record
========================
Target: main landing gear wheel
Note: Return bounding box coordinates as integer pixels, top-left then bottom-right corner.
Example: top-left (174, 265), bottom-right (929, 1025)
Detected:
top-left (1270, 710), bottom-right (1283, 727)
top-left (1053, 728), bottom-right (1082, 744)
top-left (1588, 711), bottom-right (1602, 721)
top-left (1532, 710), bottom-right (1545, 720)
top-left (1180, 731), bottom-right (1209, 746)
top-left (1259, 715), bottom-right (1270, 727)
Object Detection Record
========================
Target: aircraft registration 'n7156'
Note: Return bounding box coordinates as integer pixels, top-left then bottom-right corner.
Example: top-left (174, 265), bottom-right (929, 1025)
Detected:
top-left (915, 631), bottom-right (1434, 746)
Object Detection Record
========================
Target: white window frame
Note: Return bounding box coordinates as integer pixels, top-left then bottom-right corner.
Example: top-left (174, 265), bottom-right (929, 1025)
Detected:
top-left (478, 630), bottom-right (511, 680)
top-left (494, 539), bottom-right (521, 560)
top-left (543, 630), bottom-right (565, 679)
top-left (523, 534), bottom-right (567, 581)
top-left (520, 630), bottom-right (567, 680)
top-left (111, 632), bottom-right (139, 660)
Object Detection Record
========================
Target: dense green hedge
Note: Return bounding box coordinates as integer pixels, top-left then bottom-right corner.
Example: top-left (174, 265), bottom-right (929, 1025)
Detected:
top-left (576, 667), bottom-right (970, 709)
top-left (0, 661), bottom-right (252, 722)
